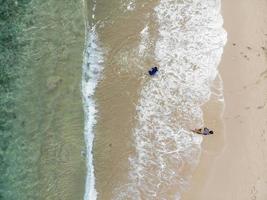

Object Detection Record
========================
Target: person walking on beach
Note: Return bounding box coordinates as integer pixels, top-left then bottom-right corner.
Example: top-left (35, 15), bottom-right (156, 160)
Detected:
top-left (192, 127), bottom-right (214, 135)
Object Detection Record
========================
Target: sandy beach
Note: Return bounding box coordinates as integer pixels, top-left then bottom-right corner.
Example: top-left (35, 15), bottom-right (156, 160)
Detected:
top-left (184, 0), bottom-right (267, 199)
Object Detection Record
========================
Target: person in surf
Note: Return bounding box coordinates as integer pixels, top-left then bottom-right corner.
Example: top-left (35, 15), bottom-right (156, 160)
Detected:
top-left (192, 127), bottom-right (214, 135)
top-left (148, 66), bottom-right (158, 76)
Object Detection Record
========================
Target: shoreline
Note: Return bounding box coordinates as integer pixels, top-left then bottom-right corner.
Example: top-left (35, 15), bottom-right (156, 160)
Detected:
top-left (183, 0), bottom-right (267, 199)
top-left (91, 1), bottom-right (227, 199)
top-left (82, 26), bottom-right (104, 200)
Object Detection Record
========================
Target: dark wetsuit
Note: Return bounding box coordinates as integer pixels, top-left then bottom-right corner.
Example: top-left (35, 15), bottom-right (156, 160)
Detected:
top-left (148, 67), bottom-right (158, 76)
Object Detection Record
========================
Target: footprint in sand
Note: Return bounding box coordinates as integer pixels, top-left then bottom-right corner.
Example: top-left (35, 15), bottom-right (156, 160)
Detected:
top-left (250, 185), bottom-right (257, 200)
top-left (260, 130), bottom-right (266, 142)
top-left (244, 55), bottom-right (250, 60)
top-left (257, 104), bottom-right (265, 109)
top-left (251, 178), bottom-right (267, 200)
top-left (238, 45), bottom-right (266, 59)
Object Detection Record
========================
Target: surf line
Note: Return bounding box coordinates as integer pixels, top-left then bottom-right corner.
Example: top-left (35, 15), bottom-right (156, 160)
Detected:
top-left (81, 0), bottom-right (103, 199)
top-left (82, 25), bottom-right (103, 200)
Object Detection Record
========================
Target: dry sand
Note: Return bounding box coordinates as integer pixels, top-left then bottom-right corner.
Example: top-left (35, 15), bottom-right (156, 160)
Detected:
top-left (184, 0), bottom-right (267, 199)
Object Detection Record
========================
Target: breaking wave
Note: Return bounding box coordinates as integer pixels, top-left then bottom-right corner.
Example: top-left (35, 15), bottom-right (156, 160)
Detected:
top-left (82, 25), bottom-right (104, 200)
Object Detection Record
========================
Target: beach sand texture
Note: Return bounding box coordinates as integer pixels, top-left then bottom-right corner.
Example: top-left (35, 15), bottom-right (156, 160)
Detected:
top-left (184, 0), bottom-right (267, 199)
top-left (92, 3), bottom-right (156, 199)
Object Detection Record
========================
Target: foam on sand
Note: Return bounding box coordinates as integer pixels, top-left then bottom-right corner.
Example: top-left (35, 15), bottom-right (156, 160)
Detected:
top-left (82, 26), bottom-right (104, 200)
top-left (114, 0), bottom-right (227, 199)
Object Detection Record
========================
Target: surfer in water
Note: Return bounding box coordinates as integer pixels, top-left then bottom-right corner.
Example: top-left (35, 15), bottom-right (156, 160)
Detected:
top-left (192, 127), bottom-right (214, 135)
top-left (148, 66), bottom-right (158, 76)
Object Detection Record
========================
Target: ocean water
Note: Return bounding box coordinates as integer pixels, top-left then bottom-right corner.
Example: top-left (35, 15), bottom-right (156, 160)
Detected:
top-left (84, 0), bottom-right (227, 199)
top-left (1, 1), bottom-right (86, 199)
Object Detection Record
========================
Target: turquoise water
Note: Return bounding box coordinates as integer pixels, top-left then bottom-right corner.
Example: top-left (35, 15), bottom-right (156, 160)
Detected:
top-left (0, 1), bottom-right (34, 198)
top-left (0, 1), bottom-right (86, 199)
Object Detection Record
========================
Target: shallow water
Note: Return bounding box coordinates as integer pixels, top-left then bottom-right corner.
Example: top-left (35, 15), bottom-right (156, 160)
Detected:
top-left (0, 1), bottom-right (86, 199)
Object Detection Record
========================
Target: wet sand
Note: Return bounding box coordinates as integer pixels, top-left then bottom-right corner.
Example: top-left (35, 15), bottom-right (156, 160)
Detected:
top-left (91, 2), bottom-right (160, 199)
top-left (184, 0), bottom-right (267, 199)
top-left (93, 11), bottom-right (143, 200)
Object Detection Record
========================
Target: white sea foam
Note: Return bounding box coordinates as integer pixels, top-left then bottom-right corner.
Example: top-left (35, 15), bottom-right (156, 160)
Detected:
top-left (91, 0), bottom-right (97, 19)
top-left (82, 26), bottom-right (104, 200)
top-left (127, 1), bottom-right (136, 11)
top-left (138, 25), bottom-right (149, 57)
top-left (121, 0), bottom-right (136, 12)
top-left (114, 0), bottom-right (227, 199)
